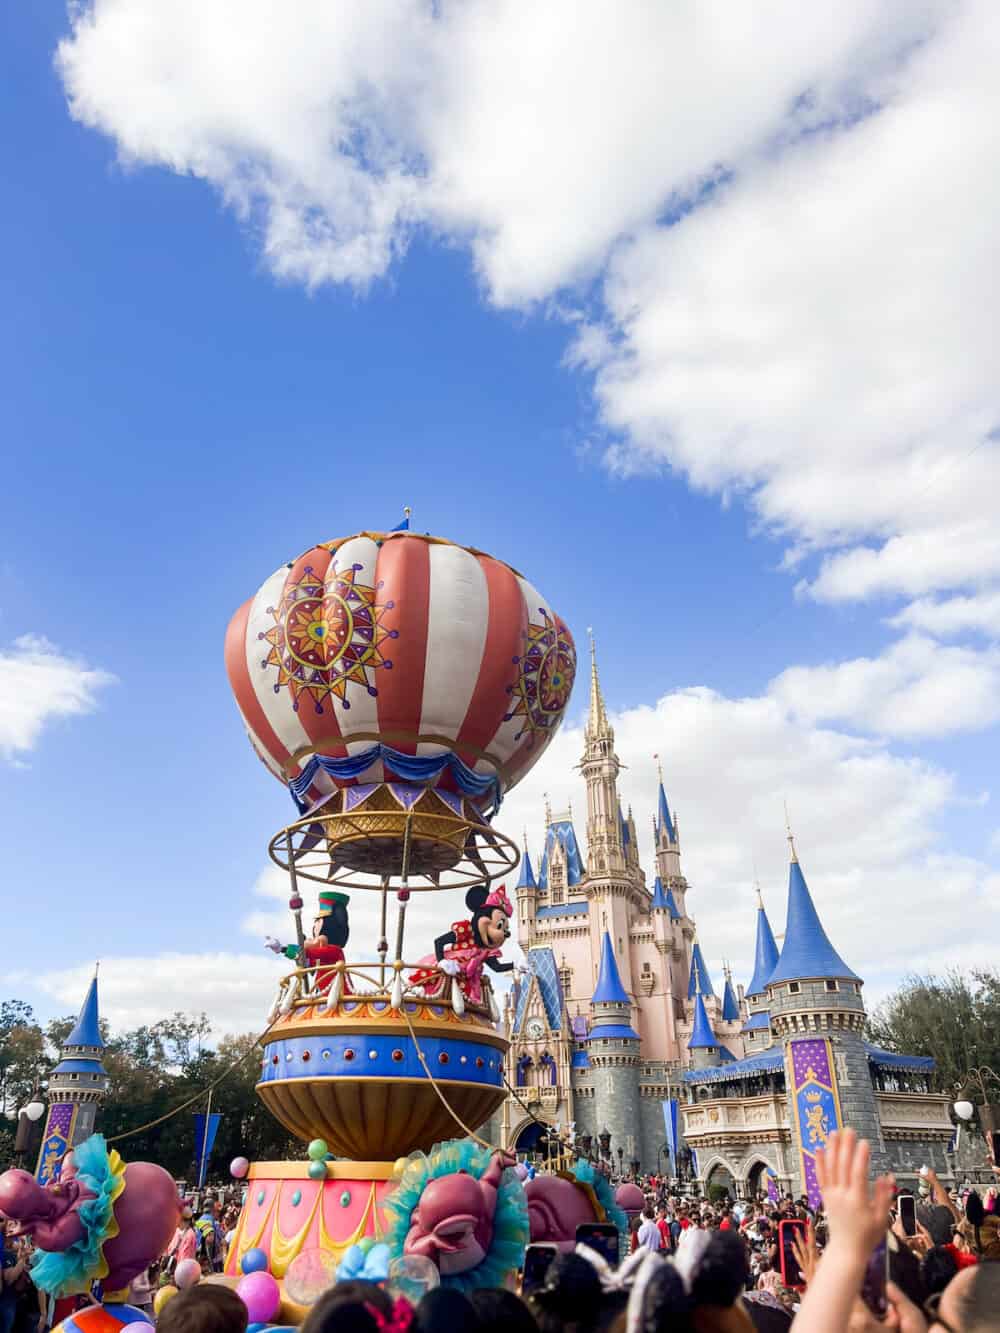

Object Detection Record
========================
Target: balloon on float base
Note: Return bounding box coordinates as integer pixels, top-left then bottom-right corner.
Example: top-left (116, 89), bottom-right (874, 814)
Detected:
top-left (237, 1270), bottom-right (281, 1325)
top-left (230, 1156), bottom-right (250, 1180)
top-left (173, 1259), bottom-right (201, 1290)
top-left (240, 1247), bottom-right (269, 1276)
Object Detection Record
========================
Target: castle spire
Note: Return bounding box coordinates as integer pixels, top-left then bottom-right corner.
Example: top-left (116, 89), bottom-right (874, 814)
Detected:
top-left (721, 965), bottom-right (740, 1023)
top-left (688, 991), bottom-right (717, 1049)
top-left (687, 939), bottom-right (715, 999)
top-left (654, 754), bottom-right (676, 843)
top-left (768, 846), bottom-right (860, 985)
top-left (591, 931), bottom-right (631, 1005)
top-left (516, 832), bottom-right (537, 890)
top-left (585, 630), bottom-right (612, 742)
top-left (746, 893), bottom-right (780, 996)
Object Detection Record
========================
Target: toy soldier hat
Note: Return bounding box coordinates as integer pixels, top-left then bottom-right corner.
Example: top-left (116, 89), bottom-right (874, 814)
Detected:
top-left (317, 890), bottom-right (349, 915)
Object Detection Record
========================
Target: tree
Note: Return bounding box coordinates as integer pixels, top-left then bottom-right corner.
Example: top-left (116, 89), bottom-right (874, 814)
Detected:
top-left (0, 1001), bottom-right (49, 1117)
top-left (868, 968), bottom-right (1000, 1094)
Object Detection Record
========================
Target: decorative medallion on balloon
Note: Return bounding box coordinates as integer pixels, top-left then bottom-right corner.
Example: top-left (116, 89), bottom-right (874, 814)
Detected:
top-left (505, 608), bottom-right (576, 742)
top-left (259, 559), bottom-right (396, 714)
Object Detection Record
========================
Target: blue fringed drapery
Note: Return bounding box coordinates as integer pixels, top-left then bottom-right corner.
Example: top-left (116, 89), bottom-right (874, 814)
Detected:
top-left (288, 742), bottom-right (502, 815)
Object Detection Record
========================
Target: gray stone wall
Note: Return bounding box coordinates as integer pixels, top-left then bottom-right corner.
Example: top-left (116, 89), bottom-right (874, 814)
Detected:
top-left (590, 1045), bottom-right (641, 1161)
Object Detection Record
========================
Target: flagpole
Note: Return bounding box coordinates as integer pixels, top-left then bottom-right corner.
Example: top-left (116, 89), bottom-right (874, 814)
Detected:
top-left (199, 1086), bottom-right (213, 1190)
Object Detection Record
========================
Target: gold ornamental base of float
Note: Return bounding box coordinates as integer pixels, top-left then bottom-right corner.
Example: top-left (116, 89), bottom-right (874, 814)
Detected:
top-left (268, 784), bottom-right (519, 889)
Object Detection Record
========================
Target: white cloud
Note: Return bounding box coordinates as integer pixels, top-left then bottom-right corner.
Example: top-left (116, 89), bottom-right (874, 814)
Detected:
top-left (769, 635), bottom-right (1000, 739)
top-left (56, 0), bottom-right (1000, 621)
top-left (0, 634), bottom-right (116, 760)
top-left (890, 591), bottom-right (1000, 639)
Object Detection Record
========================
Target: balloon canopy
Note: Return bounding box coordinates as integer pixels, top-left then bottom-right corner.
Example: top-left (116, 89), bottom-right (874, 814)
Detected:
top-left (225, 531), bottom-right (575, 876)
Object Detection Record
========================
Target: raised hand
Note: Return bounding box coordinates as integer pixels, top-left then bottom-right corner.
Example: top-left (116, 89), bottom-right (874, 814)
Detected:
top-left (264, 935), bottom-right (282, 954)
top-left (815, 1128), bottom-right (895, 1261)
top-left (438, 957), bottom-right (461, 977)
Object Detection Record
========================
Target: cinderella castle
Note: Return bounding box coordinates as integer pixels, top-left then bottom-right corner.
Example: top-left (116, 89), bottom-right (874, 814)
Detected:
top-left (498, 643), bottom-right (954, 1197)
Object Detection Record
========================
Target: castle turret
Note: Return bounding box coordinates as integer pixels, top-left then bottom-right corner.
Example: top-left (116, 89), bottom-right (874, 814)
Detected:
top-left (36, 972), bottom-right (109, 1184)
top-left (687, 990), bottom-right (721, 1071)
top-left (588, 932), bottom-right (642, 1164)
top-left (515, 833), bottom-right (539, 939)
top-left (767, 833), bottom-right (888, 1194)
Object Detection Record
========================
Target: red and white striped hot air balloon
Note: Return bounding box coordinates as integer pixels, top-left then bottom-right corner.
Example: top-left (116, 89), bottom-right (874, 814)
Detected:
top-left (224, 530), bottom-right (576, 828)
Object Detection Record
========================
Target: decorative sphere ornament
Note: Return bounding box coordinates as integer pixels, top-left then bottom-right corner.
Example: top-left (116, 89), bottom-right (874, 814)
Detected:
top-left (953, 1100), bottom-right (975, 1121)
top-left (174, 1259), bottom-right (202, 1290)
top-left (306, 1139), bottom-right (329, 1161)
top-left (236, 1271), bottom-right (281, 1325)
top-left (387, 1255), bottom-right (440, 1305)
top-left (240, 1248), bottom-right (269, 1276)
top-left (230, 1156), bottom-right (250, 1180)
top-left (356, 1237), bottom-right (375, 1256)
top-left (307, 1160), bottom-right (327, 1180)
top-left (153, 1287), bottom-right (179, 1316)
top-left (284, 1248), bottom-right (338, 1306)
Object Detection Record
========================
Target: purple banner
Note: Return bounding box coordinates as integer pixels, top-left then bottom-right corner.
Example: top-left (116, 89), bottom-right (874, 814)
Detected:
top-left (789, 1037), bottom-right (843, 1208)
top-left (36, 1102), bottom-right (76, 1184)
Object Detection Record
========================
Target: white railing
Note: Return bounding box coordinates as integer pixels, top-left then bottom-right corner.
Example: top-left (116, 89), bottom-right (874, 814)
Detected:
top-left (266, 961), bottom-right (500, 1026)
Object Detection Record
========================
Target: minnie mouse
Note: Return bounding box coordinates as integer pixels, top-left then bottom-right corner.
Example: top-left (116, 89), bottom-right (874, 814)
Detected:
top-left (409, 885), bottom-right (514, 1004)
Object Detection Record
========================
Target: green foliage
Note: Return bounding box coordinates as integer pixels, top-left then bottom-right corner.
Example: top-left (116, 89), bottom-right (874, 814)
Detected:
top-left (867, 968), bottom-right (1000, 1095)
top-left (0, 998), bottom-right (299, 1177)
top-left (707, 1182), bottom-right (729, 1204)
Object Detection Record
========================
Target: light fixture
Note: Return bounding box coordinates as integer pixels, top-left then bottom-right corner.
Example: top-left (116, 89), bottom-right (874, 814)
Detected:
top-left (953, 1100), bottom-right (975, 1122)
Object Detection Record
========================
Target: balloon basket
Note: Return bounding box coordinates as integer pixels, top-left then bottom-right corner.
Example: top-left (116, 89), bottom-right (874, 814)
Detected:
top-left (268, 784), bottom-right (519, 889)
top-left (258, 974), bottom-right (508, 1158)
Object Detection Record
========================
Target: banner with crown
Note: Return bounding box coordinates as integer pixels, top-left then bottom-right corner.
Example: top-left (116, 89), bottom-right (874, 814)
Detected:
top-left (787, 1037), bottom-right (843, 1207)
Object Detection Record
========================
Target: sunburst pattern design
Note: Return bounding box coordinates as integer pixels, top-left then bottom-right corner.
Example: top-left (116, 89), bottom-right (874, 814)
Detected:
top-left (259, 561), bottom-right (396, 714)
top-left (504, 609), bottom-right (576, 742)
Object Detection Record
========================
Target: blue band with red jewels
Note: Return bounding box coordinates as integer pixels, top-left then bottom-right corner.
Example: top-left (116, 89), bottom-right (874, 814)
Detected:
top-left (258, 1032), bottom-right (505, 1087)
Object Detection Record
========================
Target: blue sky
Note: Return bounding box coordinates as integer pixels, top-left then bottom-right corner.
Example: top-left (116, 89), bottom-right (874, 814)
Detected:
top-left (2, 3), bottom-right (998, 1034)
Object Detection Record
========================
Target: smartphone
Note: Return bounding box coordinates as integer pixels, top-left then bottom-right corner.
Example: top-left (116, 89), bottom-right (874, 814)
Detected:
top-left (860, 1235), bottom-right (888, 1319)
top-left (778, 1218), bottom-right (807, 1289)
top-left (521, 1243), bottom-right (557, 1294)
top-left (897, 1193), bottom-right (916, 1237)
top-left (575, 1222), bottom-right (620, 1266)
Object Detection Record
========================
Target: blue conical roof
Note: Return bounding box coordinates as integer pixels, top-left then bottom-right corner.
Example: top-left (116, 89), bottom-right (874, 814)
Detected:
top-left (688, 992), bottom-right (717, 1049)
top-left (64, 975), bottom-right (104, 1049)
top-left (721, 975), bottom-right (740, 1022)
top-left (591, 931), bottom-right (631, 1005)
top-left (687, 943), bottom-right (715, 999)
top-left (651, 875), bottom-right (668, 910)
top-left (768, 857), bottom-right (860, 985)
top-left (517, 844), bottom-right (537, 889)
top-left (746, 901), bottom-right (780, 996)
top-left (657, 780), bottom-right (676, 843)
top-left (663, 885), bottom-right (681, 920)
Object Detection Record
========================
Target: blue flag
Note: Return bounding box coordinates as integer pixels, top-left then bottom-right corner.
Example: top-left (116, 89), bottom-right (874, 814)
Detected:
top-left (193, 1112), bottom-right (221, 1188)
top-left (391, 512), bottom-right (410, 531)
top-left (661, 1099), bottom-right (679, 1170)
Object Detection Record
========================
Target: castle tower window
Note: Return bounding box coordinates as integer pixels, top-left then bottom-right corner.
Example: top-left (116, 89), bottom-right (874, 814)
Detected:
top-left (788, 982), bottom-right (801, 995)
top-left (825, 979), bottom-right (839, 992)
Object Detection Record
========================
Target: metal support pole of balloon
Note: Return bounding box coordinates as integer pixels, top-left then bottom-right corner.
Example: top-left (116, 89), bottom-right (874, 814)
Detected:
top-left (390, 816), bottom-right (413, 1010)
top-left (378, 875), bottom-right (390, 990)
top-left (285, 829), bottom-right (307, 979)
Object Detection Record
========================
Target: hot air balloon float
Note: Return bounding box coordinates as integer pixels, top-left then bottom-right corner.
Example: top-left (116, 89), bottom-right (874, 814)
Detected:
top-left (219, 525), bottom-right (579, 1315)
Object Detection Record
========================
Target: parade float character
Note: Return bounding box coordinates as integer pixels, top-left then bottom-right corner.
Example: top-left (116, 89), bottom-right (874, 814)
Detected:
top-left (408, 885), bottom-right (514, 1003)
top-left (523, 1159), bottom-right (627, 1253)
top-left (0, 1134), bottom-right (178, 1298)
top-left (219, 526), bottom-right (576, 1311)
top-left (265, 890), bottom-right (351, 994)
top-left (382, 1140), bottom-right (528, 1293)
